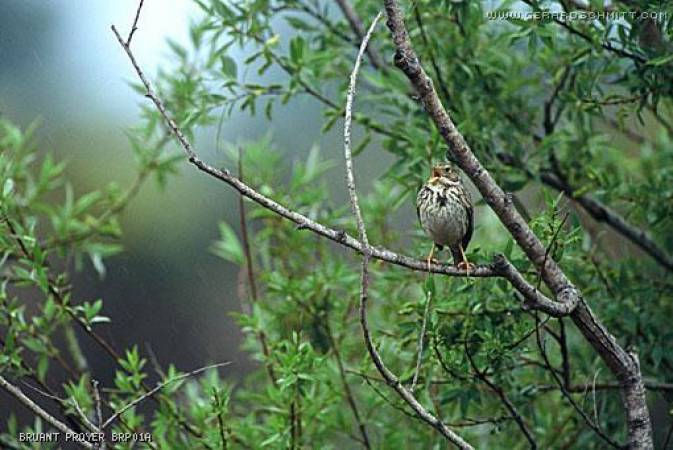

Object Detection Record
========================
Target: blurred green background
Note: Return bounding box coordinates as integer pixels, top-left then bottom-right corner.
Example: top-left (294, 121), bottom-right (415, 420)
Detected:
top-left (0, 0), bottom-right (394, 391)
top-left (0, 0), bottom-right (310, 387)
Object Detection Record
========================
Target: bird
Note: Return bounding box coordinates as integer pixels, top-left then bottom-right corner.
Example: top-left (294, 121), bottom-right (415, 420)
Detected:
top-left (416, 161), bottom-right (474, 271)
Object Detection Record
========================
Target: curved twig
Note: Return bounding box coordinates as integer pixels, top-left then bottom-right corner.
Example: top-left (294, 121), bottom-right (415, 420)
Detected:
top-left (342, 11), bottom-right (473, 449)
top-left (101, 362), bottom-right (231, 430)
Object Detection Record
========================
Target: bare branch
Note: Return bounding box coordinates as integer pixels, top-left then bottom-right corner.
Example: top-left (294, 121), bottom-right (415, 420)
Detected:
top-left (101, 362), bottom-right (231, 430)
top-left (410, 289), bottom-right (432, 392)
top-left (343, 12), bottom-right (473, 449)
top-left (343, 11), bottom-right (381, 245)
top-left (537, 380), bottom-right (673, 393)
top-left (126, 0), bottom-right (144, 46)
top-left (91, 380), bottom-right (106, 450)
top-left (324, 322), bottom-right (372, 449)
top-left (493, 255), bottom-right (578, 317)
top-left (0, 375), bottom-right (95, 450)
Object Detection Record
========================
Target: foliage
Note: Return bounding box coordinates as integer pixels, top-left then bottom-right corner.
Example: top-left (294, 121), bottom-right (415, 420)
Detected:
top-left (2, 0), bottom-right (673, 449)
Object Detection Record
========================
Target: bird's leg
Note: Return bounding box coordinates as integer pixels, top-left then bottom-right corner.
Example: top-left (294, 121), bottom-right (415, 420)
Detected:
top-left (456, 244), bottom-right (474, 276)
top-left (426, 243), bottom-right (436, 272)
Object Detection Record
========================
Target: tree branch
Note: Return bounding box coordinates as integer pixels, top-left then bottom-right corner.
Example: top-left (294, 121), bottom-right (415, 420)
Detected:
top-left (493, 255), bottom-right (578, 317)
top-left (533, 314), bottom-right (622, 448)
top-left (381, 1), bottom-right (653, 447)
top-left (0, 375), bottom-right (95, 450)
top-left (100, 362), bottom-right (231, 430)
top-left (540, 170), bottom-right (673, 272)
top-left (110, 23), bottom-right (493, 281)
top-left (343, 11), bottom-right (473, 448)
top-left (335, 0), bottom-right (386, 70)
top-left (465, 348), bottom-right (537, 448)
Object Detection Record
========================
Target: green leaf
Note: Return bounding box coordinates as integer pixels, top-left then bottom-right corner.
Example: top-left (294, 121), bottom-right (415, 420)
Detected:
top-left (646, 54), bottom-right (673, 67)
top-left (289, 36), bottom-right (305, 65)
top-left (3, 178), bottom-right (14, 197)
top-left (211, 222), bottom-right (244, 265)
top-left (220, 55), bottom-right (237, 79)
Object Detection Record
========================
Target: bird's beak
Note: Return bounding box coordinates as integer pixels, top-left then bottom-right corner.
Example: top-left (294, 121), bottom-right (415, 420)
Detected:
top-left (431, 167), bottom-right (441, 178)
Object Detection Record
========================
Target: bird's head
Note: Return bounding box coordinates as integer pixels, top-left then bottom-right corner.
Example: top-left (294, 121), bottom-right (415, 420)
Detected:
top-left (429, 162), bottom-right (460, 184)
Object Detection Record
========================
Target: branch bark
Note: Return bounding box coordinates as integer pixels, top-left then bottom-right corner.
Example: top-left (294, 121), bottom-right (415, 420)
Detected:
top-left (0, 375), bottom-right (95, 450)
top-left (381, 1), bottom-right (653, 448)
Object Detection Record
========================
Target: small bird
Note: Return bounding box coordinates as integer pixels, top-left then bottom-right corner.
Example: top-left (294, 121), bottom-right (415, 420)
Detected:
top-left (416, 161), bottom-right (474, 270)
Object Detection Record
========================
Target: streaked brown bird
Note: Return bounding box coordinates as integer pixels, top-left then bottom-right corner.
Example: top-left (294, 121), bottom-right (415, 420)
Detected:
top-left (416, 161), bottom-right (474, 270)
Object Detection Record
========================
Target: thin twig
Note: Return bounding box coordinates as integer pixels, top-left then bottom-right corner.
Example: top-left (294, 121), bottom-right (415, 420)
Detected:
top-left (413, 4), bottom-right (451, 103)
top-left (237, 147), bottom-right (277, 386)
top-left (410, 288), bottom-right (432, 392)
top-left (335, 0), bottom-right (386, 70)
top-left (325, 322), bottom-right (372, 449)
top-left (92, 380), bottom-right (105, 450)
top-left (464, 346), bottom-right (537, 448)
top-left (0, 375), bottom-right (95, 450)
top-left (343, 12), bottom-right (473, 449)
top-left (70, 397), bottom-right (98, 433)
top-left (535, 211), bottom-right (570, 291)
top-left (533, 314), bottom-right (622, 448)
top-left (543, 66), bottom-right (571, 134)
top-left (212, 389), bottom-right (228, 450)
top-left (343, 11), bottom-right (381, 245)
top-left (126, 0), bottom-right (145, 46)
top-left (101, 362), bottom-right (231, 430)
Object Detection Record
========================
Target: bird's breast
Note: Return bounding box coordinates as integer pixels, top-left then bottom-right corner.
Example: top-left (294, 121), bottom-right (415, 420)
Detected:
top-left (417, 186), bottom-right (469, 247)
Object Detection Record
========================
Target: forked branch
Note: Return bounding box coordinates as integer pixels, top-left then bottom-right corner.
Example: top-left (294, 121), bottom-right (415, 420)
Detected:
top-left (381, 0), bottom-right (652, 447)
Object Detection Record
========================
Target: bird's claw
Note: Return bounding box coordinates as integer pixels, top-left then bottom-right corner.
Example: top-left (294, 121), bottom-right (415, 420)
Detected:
top-left (456, 261), bottom-right (475, 273)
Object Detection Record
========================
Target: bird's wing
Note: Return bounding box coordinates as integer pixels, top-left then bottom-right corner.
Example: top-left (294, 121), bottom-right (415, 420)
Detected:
top-left (415, 186), bottom-right (426, 224)
top-left (461, 188), bottom-right (474, 251)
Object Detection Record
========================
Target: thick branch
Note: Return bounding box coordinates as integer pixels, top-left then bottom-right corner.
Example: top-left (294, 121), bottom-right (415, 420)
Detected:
top-left (381, 1), bottom-right (652, 447)
top-left (493, 255), bottom-right (578, 317)
top-left (540, 171), bottom-right (673, 272)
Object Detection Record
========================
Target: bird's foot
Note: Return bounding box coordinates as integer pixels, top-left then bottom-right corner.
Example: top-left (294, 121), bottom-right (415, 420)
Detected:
top-left (456, 260), bottom-right (475, 275)
top-left (426, 257), bottom-right (441, 271)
